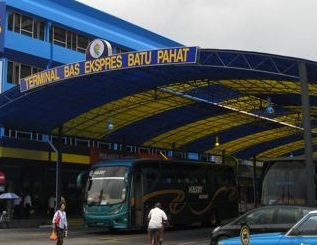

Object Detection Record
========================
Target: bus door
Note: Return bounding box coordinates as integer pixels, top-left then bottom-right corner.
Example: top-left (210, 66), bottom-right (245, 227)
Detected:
top-left (131, 172), bottom-right (143, 227)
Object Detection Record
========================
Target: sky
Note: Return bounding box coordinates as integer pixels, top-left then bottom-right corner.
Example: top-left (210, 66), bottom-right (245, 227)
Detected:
top-left (77, 0), bottom-right (317, 61)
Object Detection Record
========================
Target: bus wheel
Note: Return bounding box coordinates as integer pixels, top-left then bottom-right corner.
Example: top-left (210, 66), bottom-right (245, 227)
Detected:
top-left (209, 211), bottom-right (220, 226)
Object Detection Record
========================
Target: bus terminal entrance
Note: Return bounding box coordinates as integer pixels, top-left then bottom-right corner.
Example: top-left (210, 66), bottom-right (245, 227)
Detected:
top-left (0, 46), bottom-right (316, 218)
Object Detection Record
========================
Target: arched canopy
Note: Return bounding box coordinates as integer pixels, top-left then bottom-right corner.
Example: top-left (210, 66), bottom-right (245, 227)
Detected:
top-left (1, 47), bottom-right (317, 161)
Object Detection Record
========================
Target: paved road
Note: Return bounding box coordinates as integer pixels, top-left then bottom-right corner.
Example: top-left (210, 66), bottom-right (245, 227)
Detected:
top-left (0, 226), bottom-right (212, 245)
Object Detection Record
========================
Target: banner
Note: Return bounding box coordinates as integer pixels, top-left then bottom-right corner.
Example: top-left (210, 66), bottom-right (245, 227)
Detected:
top-left (20, 46), bottom-right (198, 92)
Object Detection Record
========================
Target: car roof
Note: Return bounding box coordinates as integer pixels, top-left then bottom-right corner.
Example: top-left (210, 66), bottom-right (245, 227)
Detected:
top-left (244, 205), bottom-right (315, 212)
top-left (230, 205), bottom-right (316, 222)
top-left (248, 205), bottom-right (316, 211)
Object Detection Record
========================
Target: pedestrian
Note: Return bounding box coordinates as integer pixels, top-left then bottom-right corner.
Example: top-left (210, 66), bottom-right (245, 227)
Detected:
top-left (23, 192), bottom-right (32, 219)
top-left (52, 201), bottom-right (68, 245)
top-left (147, 202), bottom-right (168, 245)
top-left (48, 195), bottom-right (56, 217)
top-left (13, 196), bottom-right (22, 219)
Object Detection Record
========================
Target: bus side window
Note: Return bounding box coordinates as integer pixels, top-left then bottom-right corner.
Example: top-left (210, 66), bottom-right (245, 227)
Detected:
top-left (143, 168), bottom-right (160, 192)
top-left (162, 173), bottom-right (172, 184)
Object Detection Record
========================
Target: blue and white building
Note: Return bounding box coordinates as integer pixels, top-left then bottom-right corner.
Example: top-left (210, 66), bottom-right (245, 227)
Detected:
top-left (0, 0), bottom-right (181, 215)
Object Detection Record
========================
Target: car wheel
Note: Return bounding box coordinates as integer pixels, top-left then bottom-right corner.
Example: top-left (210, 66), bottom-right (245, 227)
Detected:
top-left (216, 235), bottom-right (229, 244)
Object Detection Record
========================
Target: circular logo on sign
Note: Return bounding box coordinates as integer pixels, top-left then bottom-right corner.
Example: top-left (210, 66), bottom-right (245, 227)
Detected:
top-left (240, 224), bottom-right (250, 245)
top-left (86, 39), bottom-right (113, 60)
top-left (89, 39), bottom-right (105, 59)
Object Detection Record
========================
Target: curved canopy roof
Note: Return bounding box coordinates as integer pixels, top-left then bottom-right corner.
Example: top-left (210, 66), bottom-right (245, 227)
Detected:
top-left (2, 47), bottom-right (317, 161)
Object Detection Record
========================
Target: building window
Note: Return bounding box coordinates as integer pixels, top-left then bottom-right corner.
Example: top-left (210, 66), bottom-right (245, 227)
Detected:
top-left (8, 12), bottom-right (44, 40)
top-left (49, 25), bottom-right (131, 55)
top-left (20, 64), bottom-right (32, 79)
top-left (77, 33), bottom-right (90, 53)
top-left (51, 26), bottom-right (67, 47)
top-left (50, 25), bottom-right (92, 53)
top-left (7, 61), bottom-right (43, 85)
top-left (20, 15), bottom-right (33, 37)
top-left (7, 11), bottom-right (131, 56)
top-left (7, 61), bottom-right (17, 85)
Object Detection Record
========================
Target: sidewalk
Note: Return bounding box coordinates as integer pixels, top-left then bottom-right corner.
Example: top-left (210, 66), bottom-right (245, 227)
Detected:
top-left (2, 215), bottom-right (83, 229)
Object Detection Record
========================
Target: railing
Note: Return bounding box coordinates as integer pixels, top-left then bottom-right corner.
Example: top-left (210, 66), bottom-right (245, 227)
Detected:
top-left (1, 128), bottom-right (217, 162)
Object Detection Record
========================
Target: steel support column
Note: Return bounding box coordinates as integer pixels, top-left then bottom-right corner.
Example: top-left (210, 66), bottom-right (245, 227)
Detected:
top-left (252, 155), bottom-right (258, 206)
top-left (57, 127), bottom-right (63, 204)
top-left (298, 62), bottom-right (315, 206)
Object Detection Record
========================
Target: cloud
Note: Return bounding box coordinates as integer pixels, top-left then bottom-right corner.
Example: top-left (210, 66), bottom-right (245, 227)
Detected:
top-left (77, 0), bottom-right (317, 61)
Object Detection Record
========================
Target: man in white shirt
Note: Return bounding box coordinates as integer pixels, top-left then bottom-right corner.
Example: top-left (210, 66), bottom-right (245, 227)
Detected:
top-left (23, 193), bottom-right (32, 219)
top-left (147, 202), bottom-right (168, 245)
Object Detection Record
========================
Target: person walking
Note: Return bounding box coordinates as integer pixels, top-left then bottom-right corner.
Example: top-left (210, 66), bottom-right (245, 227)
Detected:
top-left (13, 195), bottom-right (23, 219)
top-left (52, 201), bottom-right (68, 245)
top-left (23, 192), bottom-right (32, 219)
top-left (147, 202), bottom-right (168, 245)
top-left (48, 195), bottom-right (56, 217)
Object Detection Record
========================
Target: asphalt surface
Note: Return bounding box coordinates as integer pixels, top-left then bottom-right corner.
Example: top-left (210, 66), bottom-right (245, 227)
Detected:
top-left (0, 223), bottom-right (212, 245)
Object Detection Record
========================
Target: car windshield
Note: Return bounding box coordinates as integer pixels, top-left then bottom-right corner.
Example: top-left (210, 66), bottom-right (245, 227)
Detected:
top-left (234, 207), bottom-right (314, 225)
top-left (234, 208), bottom-right (276, 224)
top-left (85, 166), bottom-right (129, 205)
top-left (292, 214), bottom-right (317, 236)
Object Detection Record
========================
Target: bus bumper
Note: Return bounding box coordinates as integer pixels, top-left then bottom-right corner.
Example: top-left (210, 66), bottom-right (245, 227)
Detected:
top-left (83, 214), bottom-right (128, 229)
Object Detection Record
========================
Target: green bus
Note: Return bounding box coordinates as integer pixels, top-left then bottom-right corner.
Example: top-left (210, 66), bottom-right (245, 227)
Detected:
top-left (79, 159), bottom-right (239, 230)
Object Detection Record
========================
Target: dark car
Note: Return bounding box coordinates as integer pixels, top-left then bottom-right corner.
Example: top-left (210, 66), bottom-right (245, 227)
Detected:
top-left (218, 210), bottom-right (317, 245)
top-left (210, 205), bottom-right (316, 245)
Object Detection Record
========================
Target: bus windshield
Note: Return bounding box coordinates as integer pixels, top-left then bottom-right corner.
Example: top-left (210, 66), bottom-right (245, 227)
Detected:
top-left (261, 161), bottom-right (307, 205)
top-left (85, 166), bottom-right (129, 206)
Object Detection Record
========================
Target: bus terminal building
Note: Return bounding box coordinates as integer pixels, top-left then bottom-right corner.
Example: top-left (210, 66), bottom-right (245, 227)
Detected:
top-left (0, 0), bottom-right (317, 215)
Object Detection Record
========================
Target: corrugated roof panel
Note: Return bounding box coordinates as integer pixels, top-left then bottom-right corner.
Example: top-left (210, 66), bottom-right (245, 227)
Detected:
top-left (207, 127), bottom-right (295, 155)
top-left (143, 112), bottom-right (252, 149)
top-left (2, 48), bottom-right (317, 160)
